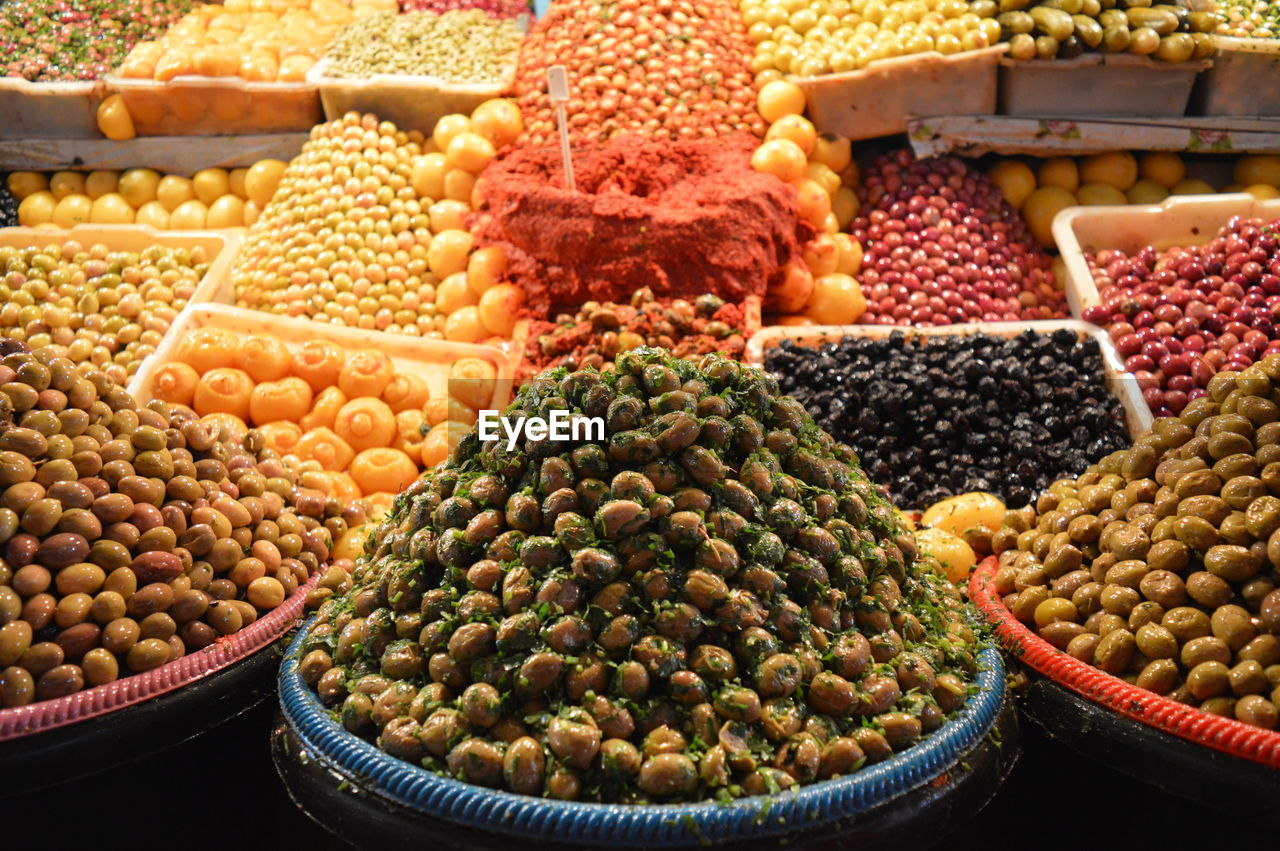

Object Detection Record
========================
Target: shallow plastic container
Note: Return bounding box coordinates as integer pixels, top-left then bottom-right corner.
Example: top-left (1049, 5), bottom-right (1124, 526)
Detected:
top-left (745, 318), bottom-right (1152, 438)
top-left (0, 224), bottom-right (241, 308)
top-left (1053, 193), bottom-right (1280, 316)
top-left (0, 78), bottom-right (104, 139)
top-left (128, 303), bottom-right (514, 416)
top-left (105, 75), bottom-right (321, 136)
top-left (309, 58), bottom-right (514, 136)
top-left (998, 54), bottom-right (1206, 117)
top-left (1194, 36), bottom-right (1280, 116)
top-left (795, 46), bottom-right (1005, 141)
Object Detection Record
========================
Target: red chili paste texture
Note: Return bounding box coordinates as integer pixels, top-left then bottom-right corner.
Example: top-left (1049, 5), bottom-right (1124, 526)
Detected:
top-left (473, 132), bottom-right (812, 318)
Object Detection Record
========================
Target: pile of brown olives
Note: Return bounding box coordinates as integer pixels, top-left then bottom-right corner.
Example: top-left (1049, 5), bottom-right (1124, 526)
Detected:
top-left (993, 360), bottom-right (1280, 730)
top-left (296, 349), bottom-right (979, 804)
top-left (0, 341), bottom-right (354, 708)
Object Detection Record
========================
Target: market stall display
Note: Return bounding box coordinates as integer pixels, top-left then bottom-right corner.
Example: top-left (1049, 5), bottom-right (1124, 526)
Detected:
top-left (6, 0), bottom-right (1280, 835)
top-left (1061, 196), bottom-right (1280, 418)
top-left (130, 302), bottom-right (513, 523)
top-left (514, 0), bottom-right (765, 144)
top-left (231, 106), bottom-right (520, 341)
top-left (988, 152), bottom-right (1280, 250)
top-left (311, 8), bottom-right (523, 134)
top-left (0, 0), bottom-right (194, 139)
top-left (517, 289), bottom-right (760, 380)
top-left (400, 0), bottom-right (531, 15)
top-left (103, 0), bottom-right (397, 135)
top-left (741, 0), bottom-right (1000, 78)
top-left (6, 161), bottom-right (287, 229)
top-left (992, 1), bottom-right (1214, 117)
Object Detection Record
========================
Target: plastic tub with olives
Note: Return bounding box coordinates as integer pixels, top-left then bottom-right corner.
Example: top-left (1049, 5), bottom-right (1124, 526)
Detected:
top-left (0, 339), bottom-right (357, 714)
top-left (991, 359), bottom-right (1280, 731)
top-left (0, 228), bottom-right (241, 387)
top-left (293, 348), bottom-right (981, 804)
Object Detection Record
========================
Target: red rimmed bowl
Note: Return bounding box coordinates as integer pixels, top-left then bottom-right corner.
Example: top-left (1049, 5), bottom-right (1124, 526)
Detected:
top-left (0, 572), bottom-right (319, 795)
top-left (970, 556), bottom-right (1280, 820)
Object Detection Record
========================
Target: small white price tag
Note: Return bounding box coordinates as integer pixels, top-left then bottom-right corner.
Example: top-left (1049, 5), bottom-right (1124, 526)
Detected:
top-left (548, 65), bottom-right (569, 102)
top-left (548, 65), bottom-right (577, 192)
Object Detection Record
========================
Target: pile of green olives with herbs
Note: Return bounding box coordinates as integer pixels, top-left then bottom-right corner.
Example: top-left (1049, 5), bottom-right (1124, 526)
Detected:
top-left (999, 0), bottom-right (1216, 62)
top-left (296, 349), bottom-right (980, 804)
top-left (0, 340), bottom-right (354, 708)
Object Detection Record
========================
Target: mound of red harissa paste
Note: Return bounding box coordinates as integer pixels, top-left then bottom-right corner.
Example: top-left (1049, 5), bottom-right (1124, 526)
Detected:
top-left (472, 132), bottom-right (812, 317)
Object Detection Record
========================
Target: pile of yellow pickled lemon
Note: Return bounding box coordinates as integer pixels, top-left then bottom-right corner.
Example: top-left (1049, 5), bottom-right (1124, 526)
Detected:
top-left (7, 160), bottom-right (288, 230)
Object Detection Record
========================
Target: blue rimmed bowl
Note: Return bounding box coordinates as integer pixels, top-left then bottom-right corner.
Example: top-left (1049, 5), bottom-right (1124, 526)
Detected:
top-left (274, 618), bottom-right (1014, 847)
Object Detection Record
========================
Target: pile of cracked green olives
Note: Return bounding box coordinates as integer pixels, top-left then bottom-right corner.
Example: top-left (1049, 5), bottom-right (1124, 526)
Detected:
top-left (296, 349), bottom-right (979, 803)
top-left (0, 341), bottom-right (355, 709)
top-left (998, 0), bottom-right (1216, 63)
top-left (0, 240), bottom-right (210, 387)
top-left (993, 360), bottom-right (1280, 730)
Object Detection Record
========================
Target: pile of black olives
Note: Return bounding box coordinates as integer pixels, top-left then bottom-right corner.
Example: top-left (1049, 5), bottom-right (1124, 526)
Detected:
top-left (0, 341), bottom-right (351, 708)
top-left (296, 349), bottom-right (979, 804)
top-left (766, 329), bottom-right (1132, 509)
top-left (994, 361), bottom-right (1280, 729)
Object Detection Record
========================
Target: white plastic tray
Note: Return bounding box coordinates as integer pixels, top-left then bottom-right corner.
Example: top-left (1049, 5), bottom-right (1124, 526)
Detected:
top-left (998, 54), bottom-right (1206, 118)
top-left (1053, 193), bottom-right (1280, 315)
top-left (0, 224), bottom-right (240, 308)
top-left (1195, 36), bottom-right (1280, 116)
top-left (105, 74), bottom-right (321, 136)
top-left (794, 45), bottom-right (1005, 141)
top-left (0, 77), bottom-right (104, 140)
top-left (128, 303), bottom-right (514, 416)
top-left (746, 319), bottom-right (1152, 439)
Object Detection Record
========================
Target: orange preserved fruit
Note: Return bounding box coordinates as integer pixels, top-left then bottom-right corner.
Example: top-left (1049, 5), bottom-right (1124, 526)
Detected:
top-left (179, 326), bottom-right (238, 373)
top-left (448, 357), bottom-right (496, 411)
top-left (420, 422), bottom-right (452, 467)
top-left (424, 396), bottom-right (449, 427)
top-left (326, 471), bottom-right (362, 502)
top-left (293, 340), bottom-right (344, 393)
top-left (338, 349), bottom-right (395, 399)
top-left (193, 367), bottom-right (254, 420)
top-left (201, 412), bottom-right (249, 445)
top-left (249, 376), bottom-right (313, 425)
top-left (364, 492), bottom-right (396, 520)
top-left (392, 409), bottom-right (428, 456)
top-left (300, 386), bottom-right (346, 431)
top-left (448, 399), bottom-right (479, 427)
top-left (350, 448), bottom-right (418, 496)
top-left (257, 420), bottom-right (303, 456)
top-left (295, 427), bottom-right (355, 472)
top-left (234, 333), bottom-right (292, 382)
top-left (333, 398), bottom-right (396, 453)
top-left (381, 371), bottom-right (430, 413)
top-left (152, 363), bottom-right (199, 406)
